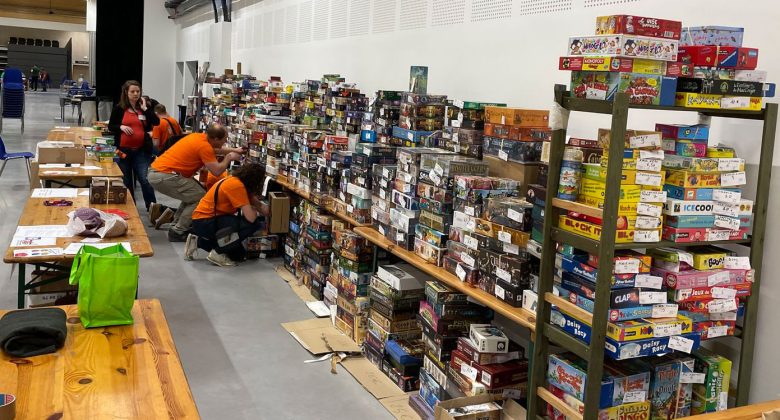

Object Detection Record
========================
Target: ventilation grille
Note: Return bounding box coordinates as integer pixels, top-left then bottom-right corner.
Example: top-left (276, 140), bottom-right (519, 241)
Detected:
top-left (329, 0), bottom-right (348, 38)
top-left (285, 5), bottom-right (298, 44)
top-left (348, 0), bottom-right (370, 36)
top-left (400, 0), bottom-right (428, 31)
top-left (520, 0), bottom-right (572, 15)
top-left (313, 0), bottom-right (330, 41)
top-left (471, 0), bottom-right (512, 22)
top-left (432, 0), bottom-right (464, 26)
top-left (263, 12), bottom-right (274, 46)
top-left (372, 0), bottom-right (397, 34)
top-left (298, 1), bottom-right (313, 42)
top-left (584, 0), bottom-right (640, 7)
top-left (273, 8), bottom-right (285, 45)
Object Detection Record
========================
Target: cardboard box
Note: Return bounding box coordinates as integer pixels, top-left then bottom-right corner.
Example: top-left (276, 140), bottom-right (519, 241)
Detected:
top-left (570, 71), bottom-right (677, 106)
top-left (36, 141), bottom-right (86, 164)
top-left (90, 177), bottom-right (127, 204)
top-left (681, 26), bottom-right (744, 47)
top-left (483, 106), bottom-right (549, 128)
top-left (596, 15), bottom-right (681, 39)
top-left (468, 324), bottom-right (509, 353)
top-left (434, 394), bottom-right (503, 420)
top-left (268, 193), bottom-right (289, 233)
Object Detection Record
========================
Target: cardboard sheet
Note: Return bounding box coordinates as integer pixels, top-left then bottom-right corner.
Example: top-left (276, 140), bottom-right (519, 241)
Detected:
top-left (275, 265), bottom-right (295, 283)
top-left (274, 265), bottom-right (318, 302)
top-left (340, 357), bottom-right (406, 400)
top-left (281, 318), bottom-right (361, 355)
top-left (379, 393), bottom-right (421, 420)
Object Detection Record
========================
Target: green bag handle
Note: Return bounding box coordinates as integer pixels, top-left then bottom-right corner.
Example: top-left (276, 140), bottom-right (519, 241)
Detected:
top-left (69, 244), bottom-right (132, 285)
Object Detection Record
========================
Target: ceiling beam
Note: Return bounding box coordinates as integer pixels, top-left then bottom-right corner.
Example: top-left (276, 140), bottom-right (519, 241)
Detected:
top-left (0, 7), bottom-right (85, 25)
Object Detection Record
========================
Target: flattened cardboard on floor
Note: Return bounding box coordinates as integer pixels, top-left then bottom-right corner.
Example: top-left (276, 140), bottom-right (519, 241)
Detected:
top-left (340, 357), bottom-right (406, 400)
top-left (281, 318), bottom-right (361, 355)
top-left (379, 393), bottom-right (421, 420)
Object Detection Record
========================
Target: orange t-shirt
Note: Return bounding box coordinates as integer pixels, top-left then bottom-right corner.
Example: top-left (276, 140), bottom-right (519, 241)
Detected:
top-left (151, 132), bottom-right (217, 178)
top-left (151, 117), bottom-right (182, 149)
top-left (204, 171), bottom-right (227, 190)
top-left (192, 177), bottom-right (250, 220)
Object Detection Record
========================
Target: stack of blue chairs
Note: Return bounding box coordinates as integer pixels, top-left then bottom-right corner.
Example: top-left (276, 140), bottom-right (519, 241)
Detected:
top-left (1, 68), bottom-right (25, 132)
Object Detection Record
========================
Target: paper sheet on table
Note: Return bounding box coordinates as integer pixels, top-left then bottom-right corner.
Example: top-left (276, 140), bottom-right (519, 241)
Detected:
top-left (80, 166), bottom-right (102, 170)
top-left (10, 236), bottom-right (58, 247)
top-left (39, 163), bottom-right (81, 168)
top-left (306, 301), bottom-right (331, 318)
top-left (78, 190), bottom-right (90, 196)
top-left (41, 171), bottom-right (79, 175)
top-left (14, 225), bottom-right (70, 238)
top-left (13, 248), bottom-right (64, 257)
top-left (63, 242), bottom-right (132, 254)
top-left (31, 188), bottom-right (78, 198)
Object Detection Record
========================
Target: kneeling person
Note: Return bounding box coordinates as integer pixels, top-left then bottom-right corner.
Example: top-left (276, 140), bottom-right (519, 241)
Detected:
top-left (187, 163), bottom-right (265, 266)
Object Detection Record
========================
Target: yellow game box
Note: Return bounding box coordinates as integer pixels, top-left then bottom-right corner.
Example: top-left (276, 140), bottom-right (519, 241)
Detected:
top-left (607, 314), bottom-right (694, 342)
top-left (666, 170), bottom-right (722, 188)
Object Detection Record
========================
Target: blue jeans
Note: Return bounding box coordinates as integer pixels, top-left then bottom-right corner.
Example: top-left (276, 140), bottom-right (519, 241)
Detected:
top-left (117, 148), bottom-right (156, 210)
top-left (192, 215), bottom-right (263, 261)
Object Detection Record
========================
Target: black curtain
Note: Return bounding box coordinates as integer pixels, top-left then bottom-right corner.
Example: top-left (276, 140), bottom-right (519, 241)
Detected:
top-left (96, 0), bottom-right (145, 104)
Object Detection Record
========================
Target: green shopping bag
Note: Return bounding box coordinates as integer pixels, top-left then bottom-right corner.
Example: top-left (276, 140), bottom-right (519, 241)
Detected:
top-left (68, 244), bottom-right (139, 328)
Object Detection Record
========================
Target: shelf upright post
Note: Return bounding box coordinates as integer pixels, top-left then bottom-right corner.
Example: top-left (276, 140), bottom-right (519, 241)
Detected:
top-left (528, 84), bottom-right (568, 418)
top-left (736, 103), bottom-right (777, 405)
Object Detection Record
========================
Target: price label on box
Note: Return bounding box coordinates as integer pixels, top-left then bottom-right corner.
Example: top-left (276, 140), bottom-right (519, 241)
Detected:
top-left (637, 203), bottom-right (662, 217)
top-left (383, 168), bottom-right (391, 178)
top-left (498, 150), bottom-right (509, 161)
top-left (724, 256), bottom-right (751, 270)
top-left (721, 97), bottom-right (750, 109)
top-left (652, 303), bottom-right (678, 318)
top-left (460, 364), bottom-right (478, 381)
top-left (634, 229), bottom-right (660, 242)
top-left (465, 206), bottom-right (475, 216)
top-left (708, 325), bottom-right (729, 338)
top-left (496, 268), bottom-right (512, 282)
top-left (464, 236), bottom-right (479, 250)
top-left (622, 391), bottom-right (646, 404)
top-left (640, 190), bottom-right (667, 203)
top-left (429, 171), bottom-right (442, 186)
top-left (466, 219), bottom-right (477, 231)
top-left (636, 216), bottom-right (662, 229)
top-left (721, 171), bottom-right (747, 187)
top-left (654, 323), bottom-right (683, 337)
top-left (639, 291), bottom-right (667, 305)
top-left (718, 158), bottom-right (743, 172)
top-left (636, 274), bottom-right (663, 289)
top-left (495, 285), bottom-right (506, 300)
top-left (614, 259), bottom-right (640, 274)
top-left (708, 271), bottom-right (731, 286)
top-left (433, 164), bottom-right (444, 177)
top-left (714, 215), bottom-right (740, 231)
top-left (508, 208), bottom-right (523, 222)
top-left (347, 204), bottom-right (354, 214)
top-left (407, 132), bottom-right (415, 141)
top-left (586, 87), bottom-right (607, 100)
top-left (639, 149), bottom-right (665, 160)
top-left (711, 287), bottom-right (737, 299)
top-left (718, 392), bottom-right (728, 411)
top-left (456, 264), bottom-right (467, 281)
top-left (668, 335), bottom-right (694, 353)
top-left (680, 372), bottom-right (706, 384)
top-left (711, 311), bottom-right (738, 321)
top-left (498, 231), bottom-right (512, 243)
top-left (461, 254), bottom-right (475, 267)
top-left (707, 229), bottom-right (731, 242)
top-left (630, 134), bottom-right (662, 149)
top-left (637, 158), bottom-right (663, 172)
top-left (713, 202), bottom-right (740, 218)
top-left (709, 298), bottom-right (738, 313)
top-left (636, 172), bottom-right (663, 187)
top-left (503, 243), bottom-right (520, 255)
top-left (713, 189), bottom-right (741, 204)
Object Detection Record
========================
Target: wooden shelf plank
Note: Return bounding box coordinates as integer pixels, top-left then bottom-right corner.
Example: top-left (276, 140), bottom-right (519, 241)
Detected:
top-left (353, 226), bottom-right (537, 333)
top-left (545, 293), bottom-right (593, 325)
top-left (537, 387), bottom-right (583, 420)
top-left (684, 399), bottom-right (780, 420)
top-left (552, 198), bottom-right (603, 219)
top-left (562, 95), bottom-right (766, 120)
top-left (553, 227), bottom-right (752, 252)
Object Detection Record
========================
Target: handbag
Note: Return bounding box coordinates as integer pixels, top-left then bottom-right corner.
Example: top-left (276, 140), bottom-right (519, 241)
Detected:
top-left (68, 244), bottom-right (139, 328)
top-left (213, 179), bottom-right (241, 250)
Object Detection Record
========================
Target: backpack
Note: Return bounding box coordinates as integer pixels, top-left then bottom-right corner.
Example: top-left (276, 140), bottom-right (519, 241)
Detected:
top-left (158, 133), bottom-right (187, 156)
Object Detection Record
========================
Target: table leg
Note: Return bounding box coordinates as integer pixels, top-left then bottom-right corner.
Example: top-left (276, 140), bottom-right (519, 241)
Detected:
top-left (17, 263), bottom-right (25, 309)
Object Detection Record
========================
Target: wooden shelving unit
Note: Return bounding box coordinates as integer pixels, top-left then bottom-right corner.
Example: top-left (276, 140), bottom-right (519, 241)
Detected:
top-left (272, 176), bottom-right (372, 228)
top-left (527, 85), bottom-right (778, 419)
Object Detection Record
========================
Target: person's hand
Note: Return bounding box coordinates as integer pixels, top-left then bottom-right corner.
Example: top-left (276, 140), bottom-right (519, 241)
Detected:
top-left (120, 125), bottom-right (134, 135)
top-left (140, 97), bottom-right (148, 111)
top-left (226, 152), bottom-right (242, 162)
top-left (233, 147), bottom-right (246, 154)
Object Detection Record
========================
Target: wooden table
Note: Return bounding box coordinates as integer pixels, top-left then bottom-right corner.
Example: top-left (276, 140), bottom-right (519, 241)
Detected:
top-left (39, 159), bottom-right (123, 188)
top-left (0, 299), bottom-right (200, 419)
top-left (3, 189), bottom-right (153, 308)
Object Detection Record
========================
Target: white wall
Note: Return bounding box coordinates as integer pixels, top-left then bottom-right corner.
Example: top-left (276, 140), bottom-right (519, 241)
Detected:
top-left (142, 0), bottom-right (178, 110)
top-left (161, 0), bottom-right (780, 403)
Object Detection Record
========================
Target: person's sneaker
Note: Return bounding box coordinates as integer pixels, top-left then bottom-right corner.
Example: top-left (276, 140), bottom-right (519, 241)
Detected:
top-left (207, 250), bottom-right (235, 267)
top-left (184, 234), bottom-right (198, 261)
top-left (155, 208), bottom-right (174, 229)
top-left (148, 203), bottom-right (163, 226)
top-left (167, 229), bottom-right (188, 242)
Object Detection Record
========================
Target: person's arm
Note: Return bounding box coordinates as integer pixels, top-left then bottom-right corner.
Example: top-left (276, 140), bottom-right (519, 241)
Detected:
top-left (218, 146), bottom-right (245, 155)
top-left (142, 105), bottom-right (160, 127)
top-left (107, 105), bottom-right (124, 135)
top-left (240, 204), bottom-right (259, 223)
top-left (203, 159), bottom-right (231, 176)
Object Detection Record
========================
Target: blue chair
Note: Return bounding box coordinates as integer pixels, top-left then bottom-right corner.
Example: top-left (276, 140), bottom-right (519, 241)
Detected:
top-left (0, 135), bottom-right (33, 181)
top-left (1, 68), bottom-right (25, 133)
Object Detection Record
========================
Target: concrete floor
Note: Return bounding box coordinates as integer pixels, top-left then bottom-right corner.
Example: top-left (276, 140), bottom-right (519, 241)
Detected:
top-left (0, 91), bottom-right (392, 420)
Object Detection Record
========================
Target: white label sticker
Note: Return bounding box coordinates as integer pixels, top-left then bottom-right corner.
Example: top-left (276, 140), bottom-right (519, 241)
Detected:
top-left (680, 372), bottom-right (706, 384)
top-left (707, 229), bottom-right (731, 242)
top-left (614, 259), bottom-right (641, 274)
top-left (636, 274), bottom-right (664, 289)
top-left (498, 150), bottom-right (509, 161)
top-left (383, 168), bottom-right (391, 178)
top-left (640, 190), bottom-right (667, 203)
top-left (495, 285), bottom-right (506, 300)
top-left (460, 364), bottom-right (479, 381)
top-left (622, 390), bottom-right (646, 404)
top-left (636, 172), bottom-right (663, 187)
top-left (653, 303), bottom-right (679, 318)
top-left (710, 311), bottom-right (738, 321)
top-left (434, 163), bottom-right (444, 177)
top-left (586, 87), bottom-right (607, 100)
top-left (721, 97), bottom-right (750, 109)
top-left (637, 202), bottom-right (662, 217)
top-left (713, 189), bottom-right (741, 204)
top-left (508, 208), bottom-right (523, 222)
top-left (503, 389), bottom-right (523, 399)
top-left (711, 287), bottom-right (737, 299)
top-left (714, 215), bottom-right (741, 231)
top-left (503, 243), bottom-right (520, 255)
top-left (378, 225), bottom-right (386, 236)
top-left (466, 219), bottom-right (477, 231)
top-left (464, 236), bottom-right (479, 250)
top-left (429, 171), bottom-right (442, 186)
top-left (639, 149), bottom-right (665, 160)
top-left (461, 254), bottom-right (476, 267)
top-left (654, 323), bottom-right (683, 337)
top-left (379, 190), bottom-right (386, 200)
top-left (636, 216), bottom-right (662, 229)
top-left (634, 229), bottom-right (660, 242)
top-left (496, 268), bottom-right (512, 282)
top-left (708, 271), bottom-right (731, 287)
top-left (498, 231), bottom-right (512, 243)
top-left (708, 325), bottom-right (729, 338)
top-left (724, 256), bottom-right (751, 270)
top-left (457, 178), bottom-right (467, 190)
top-left (347, 204), bottom-right (354, 213)
top-left (396, 233), bottom-right (405, 242)
top-left (713, 202), bottom-right (740, 218)
top-left (285, 245), bottom-right (295, 257)
top-left (456, 264), bottom-right (467, 281)
top-left (407, 132), bottom-right (415, 141)
top-left (718, 158), bottom-right (743, 172)
top-left (465, 206), bottom-right (476, 217)
top-left (718, 392), bottom-right (728, 411)
top-left (668, 335), bottom-right (695, 353)
top-left (709, 298), bottom-right (738, 313)
top-left (640, 291), bottom-right (667, 305)
top-left (630, 134), bottom-right (662, 149)
top-left (721, 171), bottom-right (747, 187)
top-left (636, 158), bottom-right (663, 172)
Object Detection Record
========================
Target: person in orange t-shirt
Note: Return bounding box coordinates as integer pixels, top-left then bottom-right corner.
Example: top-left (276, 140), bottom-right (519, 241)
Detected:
top-left (187, 163), bottom-right (265, 266)
top-left (151, 103), bottom-right (182, 153)
top-left (148, 124), bottom-right (244, 242)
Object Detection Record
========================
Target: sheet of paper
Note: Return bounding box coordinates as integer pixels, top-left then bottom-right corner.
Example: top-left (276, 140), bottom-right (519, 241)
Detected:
top-left (31, 188), bottom-right (78, 198)
top-left (39, 163), bottom-right (67, 168)
top-left (14, 225), bottom-right (70, 238)
top-left (13, 248), bottom-right (63, 257)
top-left (80, 166), bottom-right (103, 170)
top-left (306, 301), bottom-right (331, 318)
top-left (63, 242), bottom-right (132, 254)
top-left (10, 236), bottom-right (58, 247)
